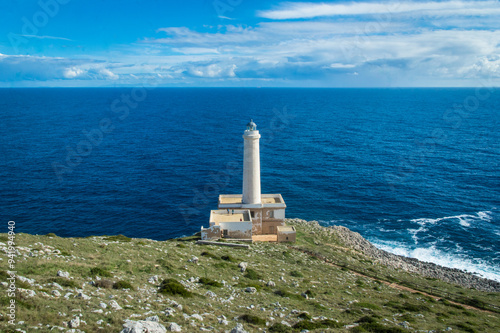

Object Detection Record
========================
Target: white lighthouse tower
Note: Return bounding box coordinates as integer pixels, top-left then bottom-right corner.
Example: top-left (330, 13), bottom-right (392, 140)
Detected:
top-left (242, 120), bottom-right (261, 205)
top-left (200, 119), bottom-right (296, 243)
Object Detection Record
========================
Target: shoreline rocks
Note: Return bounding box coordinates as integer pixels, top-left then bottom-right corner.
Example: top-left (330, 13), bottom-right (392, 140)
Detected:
top-left (289, 219), bottom-right (499, 292)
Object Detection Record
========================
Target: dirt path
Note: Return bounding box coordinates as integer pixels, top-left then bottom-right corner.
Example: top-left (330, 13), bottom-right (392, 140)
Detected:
top-left (289, 246), bottom-right (495, 314)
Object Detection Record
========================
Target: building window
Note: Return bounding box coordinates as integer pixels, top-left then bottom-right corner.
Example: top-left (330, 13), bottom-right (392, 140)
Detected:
top-left (286, 237), bottom-right (289, 240)
top-left (223, 230), bottom-right (228, 236)
top-left (269, 210), bottom-right (275, 218)
top-left (250, 211), bottom-right (255, 218)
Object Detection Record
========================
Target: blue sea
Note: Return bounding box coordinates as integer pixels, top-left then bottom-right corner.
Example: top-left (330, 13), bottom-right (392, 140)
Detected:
top-left (1, 88), bottom-right (499, 281)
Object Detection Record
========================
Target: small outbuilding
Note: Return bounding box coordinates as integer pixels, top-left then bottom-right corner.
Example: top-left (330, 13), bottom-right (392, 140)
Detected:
top-left (277, 226), bottom-right (296, 243)
top-left (201, 209), bottom-right (253, 241)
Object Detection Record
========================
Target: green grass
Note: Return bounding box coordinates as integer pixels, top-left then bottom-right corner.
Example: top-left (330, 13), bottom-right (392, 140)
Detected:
top-left (352, 321), bottom-right (405, 333)
top-left (355, 302), bottom-right (380, 310)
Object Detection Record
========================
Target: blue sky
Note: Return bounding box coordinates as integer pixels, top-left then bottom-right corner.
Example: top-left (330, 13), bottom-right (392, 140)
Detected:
top-left (1, 0), bottom-right (499, 87)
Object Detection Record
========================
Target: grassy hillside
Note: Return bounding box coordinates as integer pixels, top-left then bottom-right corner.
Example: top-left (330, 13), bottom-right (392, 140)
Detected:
top-left (0, 219), bottom-right (498, 332)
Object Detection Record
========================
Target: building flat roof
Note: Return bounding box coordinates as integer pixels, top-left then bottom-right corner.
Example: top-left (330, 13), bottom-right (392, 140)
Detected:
top-left (277, 226), bottom-right (296, 233)
top-left (209, 209), bottom-right (251, 224)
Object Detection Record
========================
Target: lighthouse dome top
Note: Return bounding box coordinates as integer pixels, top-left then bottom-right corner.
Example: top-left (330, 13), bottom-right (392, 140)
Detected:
top-left (246, 120), bottom-right (257, 131)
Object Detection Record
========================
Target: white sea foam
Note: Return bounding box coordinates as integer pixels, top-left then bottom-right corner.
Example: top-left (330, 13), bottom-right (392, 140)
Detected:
top-left (372, 239), bottom-right (500, 282)
top-left (409, 210), bottom-right (495, 243)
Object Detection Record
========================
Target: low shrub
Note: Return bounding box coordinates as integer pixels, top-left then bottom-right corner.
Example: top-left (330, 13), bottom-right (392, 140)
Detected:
top-left (198, 277), bottom-right (222, 288)
top-left (156, 259), bottom-right (174, 272)
top-left (238, 281), bottom-right (263, 291)
top-left (104, 234), bottom-right (131, 242)
top-left (293, 319), bottom-right (342, 330)
top-left (114, 280), bottom-right (134, 290)
top-left (358, 316), bottom-right (377, 323)
top-left (298, 312), bottom-right (312, 320)
top-left (94, 279), bottom-right (114, 289)
top-left (158, 278), bottom-right (192, 298)
top-left (47, 277), bottom-right (79, 288)
top-left (454, 323), bottom-right (476, 333)
top-left (290, 270), bottom-right (303, 278)
top-left (461, 297), bottom-right (488, 310)
top-left (269, 322), bottom-right (291, 332)
top-left (220, 254), bottom-right (237, 262)
top-left (58, 249), bottom-right (71, 256)
top-left (239, 314), bottom-right (266, 326)
top-left (403, 302), bottom-right (430, 312)
top-left (90, 267), bottom-right (112, 278)
top-left (244, 268), bottom-right (262, 280)
top-left (274, 289), bottom-right (302, 300)
top-left (304, 289), bottom-right (316, 298)
top-left (45, 233), bottom-right (57, 237)
top-left (201, 251), bottom-right (218, 259)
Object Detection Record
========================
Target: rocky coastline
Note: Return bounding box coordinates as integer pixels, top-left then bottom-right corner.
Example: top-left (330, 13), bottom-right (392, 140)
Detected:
top-left (290, 219), bottom-right (500, 292)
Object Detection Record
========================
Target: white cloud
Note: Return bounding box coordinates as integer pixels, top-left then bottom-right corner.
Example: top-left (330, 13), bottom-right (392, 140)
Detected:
top-left (20, 34), bottom-right (73, 41)
top-left (184, 63), bottom-right (237, 78)
top-left (258, 1), bottom-right (500, 20)
top-left (63, 67), bottom-right (85, 79)
top-left (172, 47), bottom-right (220, 54)
top-left (0, 54), bottom-right (121, 82)
top-left (328, 63), bottom-right (357, 69)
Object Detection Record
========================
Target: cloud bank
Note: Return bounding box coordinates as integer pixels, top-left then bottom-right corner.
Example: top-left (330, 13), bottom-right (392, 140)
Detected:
top-left (2, 1), bottom-right (500, 86)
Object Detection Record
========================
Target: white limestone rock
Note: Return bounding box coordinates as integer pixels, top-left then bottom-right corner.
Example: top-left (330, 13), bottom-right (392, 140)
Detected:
top-left (57, 270), bottom-right (70, 278)
top-left (230, 323), bottom-right (248, 333)
top-left (167, 322), bottom-right (182, 332)
top-left (148, 275), bottom-right (159, 284)
top-left (238, 262), bottom-right (248, 272)
top-left (191, 314), bottom-right (203, 321)
top-left (76, 292), bottom-right (91, 300)
top-left (68, 317), bottom-right (80, 328)
top-left (120, 320), bottom-right (166, 333)
top-left (109, 300), bottom-right (122, 310)
top-left (244, 287), bottom-right (257, 294)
